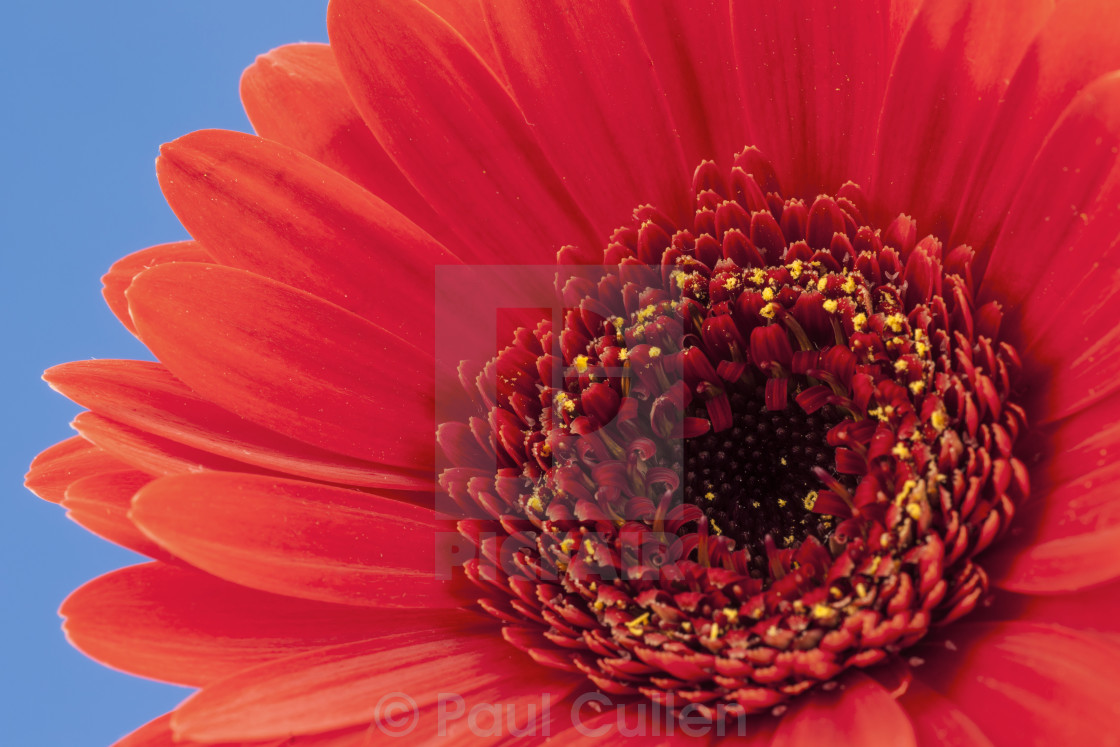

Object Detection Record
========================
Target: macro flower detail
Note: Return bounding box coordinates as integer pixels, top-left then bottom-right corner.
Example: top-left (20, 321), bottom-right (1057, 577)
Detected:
top-left (23, 0), bottom-right (1120, 745)
top-left (441, 154), bottom-right (1030, 717)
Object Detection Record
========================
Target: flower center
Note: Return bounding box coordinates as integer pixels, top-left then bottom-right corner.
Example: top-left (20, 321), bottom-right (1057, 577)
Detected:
top-left (683, 393), bottom-right (840, 570)
top-left (439, 147), bottom-right (1030, 717)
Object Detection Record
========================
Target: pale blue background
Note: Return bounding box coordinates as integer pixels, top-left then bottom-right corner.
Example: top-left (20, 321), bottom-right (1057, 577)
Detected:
top-left (1, 3), bottom-right (330, 744)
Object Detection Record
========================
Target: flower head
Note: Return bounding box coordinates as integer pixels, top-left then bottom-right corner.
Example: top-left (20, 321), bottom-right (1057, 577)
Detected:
top-left (26, 0), bottom-right (1120, 744)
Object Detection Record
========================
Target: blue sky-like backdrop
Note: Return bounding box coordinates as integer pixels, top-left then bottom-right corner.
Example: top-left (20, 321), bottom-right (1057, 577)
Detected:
top-left (1, 3), bottom-right (329, 744)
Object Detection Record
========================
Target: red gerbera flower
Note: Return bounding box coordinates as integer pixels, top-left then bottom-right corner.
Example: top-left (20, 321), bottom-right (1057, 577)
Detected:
top-left (27, 0), bottom-right (1120, 744)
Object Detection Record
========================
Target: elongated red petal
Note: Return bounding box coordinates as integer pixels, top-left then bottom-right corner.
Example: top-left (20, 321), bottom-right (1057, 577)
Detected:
top-left (731, 0), bottom-right (896, 197)
top-left (898, 680), bottom-right (993, 747)
top-left (130, 472), bottom-right (464, 608)
top-left (47, 360), bottom-right (429, 491)
top-left (127, 262), bottom-right (433, 468)
top-left (483, 0), bottom-right (691, 234)
top-left (328, 0), bottom-right (597, 264)
top-left (62, 562), bottom-right (456, 687)
top-left (101, 241), bottom-right (211, 336)
top-left (770, 672), bottom-right (917, 747)
top-left (62, 471), bottom-right (173, 561)
top-left (952, 0), bottom-right (1120, 254)
top-left (916, 623), bottom-right (1120, 746)
top-left (157, 129), bottom-right (457, 349)
top-left (240, 43), bottom-right (447, 241)
top-left (25, 435), bottom-right (132, 503)
top-left (171, 634), bottom-right (561, 741)
top-left (872, 0), bottom-right (1051, 237)
top-left (629, 0), bottom-right (747, 170)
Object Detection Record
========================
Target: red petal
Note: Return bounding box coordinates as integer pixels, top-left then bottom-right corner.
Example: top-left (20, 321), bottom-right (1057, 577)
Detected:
top-left (417, 0), bottom-right (502, 75)
top-left (915, 622), bottom-right (1120, 746)
top-left (952, 0), bottom-right (1120, 255)
top-left (732, 0), bottom-right (898, 198)
top-left (130, 472), bottom-right (463, 608)
top-left (171, 634), bottom-right (565, 742)
top-left (72, 411), bottom-right (274, 477)
top-left (630, 0), bottom-right (748, 167)
top-left (240, 43), bottom-right (447, 241)
top-left (157, 129), bottom-right (457, 349)
top-left (327, 0), bottom-right (597, 263)
top-left (483, 0), bottom-right (691, 234)
top-left (25, 435), bottom-right (132, 503)
top-left (127, 262), bottom-right (433, 469)
top-left (62, 470), bottom-right (173, 561)
top-left (62, 562), bottom-right (451, 687)
top-left (872, 0), bottom-right (1051, 238)
top-left (101, 242), bottom-right (211, 336)
top-left (47, 360), bottom-right (429, 491)
top-left (897, 680), bottom-right (993, 747)
top-left (986, 523), bottom-right (1120, 594)
top-left (770, 672), bottom-right (916, 747)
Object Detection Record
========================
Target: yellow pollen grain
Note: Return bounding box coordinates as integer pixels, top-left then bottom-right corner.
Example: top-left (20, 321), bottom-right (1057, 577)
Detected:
top-left (681, 621), bottom-right (692, 631)
top-left (915, 340), bottom-right (930, 356)
top-left (811, 603), bottom-right (835, 620)
top-left (751, 268), bottom-right (767, 284)
top-left (907, 503), bottom-right (923, 520)
top-left (625, 612), bottom-right (650, 634)
top-left (784, 534), bottom-right (795, 547)
top-left (709, 623), bottom-right (721, 640)
top-left (762, 287), bottom-right (776, 301)
top-left (909, 380), bottom-right (925, 394)
top-left (593, 600), bottom-right (605, 611)
top-left (574, 355), bottom-right (590, 373)
top-left (760, 303), bottom-right (779, 319)
top-left (710, 519), bottom-right (723, 535)
top-left (816, 277), bottom-right (828, 292)
top-left (856, 583), bottom-right (869, 598)
top-left (789, 260), bottom-right (804, 279)
top-left (887, 313), bottom-right (905, 332)
top-left (724, 275), bottom-right (741, 291)
top-left (895, 479), bottom-right (917, 506)
top-left (751, 500), bottom-right (761, 508)
top-left (852, 312), bottom-right (867, 331)
top-left (777, 498), bottom-right (788, 508)
top-left (560, 537), bottom-right (576, 553)
top-left (649, 346), bottom-right (662, 358)
top-left (610, 316), bottom-right (624, 331)
top-left (618, 348), bottom-right (630, 361)
top-left (894, 359), bottom-right (909, 373)
top-left (823, 299), bottom-right (839, 313)
top-left (527, 495), bottom-right (543, 512)
top-left (704, 491), bottom-right (716, 501)
top-left (637, 304), bottom-right (657, 322)
top-left (931, 409), bottom-right (949, 432)
top-left (723, 608), bottom-right (739, 623)
top-left (892, 442), bottom-right (911, 461)
top-left (803, 490), bottom-right (819, 511)
top-left (842, 276), bottom-right (857, 294)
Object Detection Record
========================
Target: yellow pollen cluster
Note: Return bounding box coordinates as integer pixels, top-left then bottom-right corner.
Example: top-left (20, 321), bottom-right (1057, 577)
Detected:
top-left (886, 313), bottom-right (906, 332)
top-left (762, 287), bottom-right (776, 301)
top-left (704, 491), bottom-right (716, 501)
top-left (823, 299), bottom-right (839, 313)
top-left (816, 277), bottom-right (828, 292)
top-left (625, 612), bottom-right (651, 634)
top-left (555, 392), bottom-right (577, 413)
top-left (931, 409), bottom-right (949, 432)
top-left (852, 312), bottom-right (867, 331)
top-left (649, 346), bottom-right (662, 358)
top-left (751, 268), bottom-right (767, 285)
top-left (909, 380), bottom-right (925, 394)
top-left (722, 607), bottom-right (739, 623)
top-left (842, 275), bottom-right (857, 294)
top-left (636, 304), bottom-right (657, 322)
top-left (788, 260), bottom-right (804, 279)
top-left (560, 537), bottom-right (576, 553)
top-left (724, 275), bottom-right (741, 291)
top-left (906, 503), bottom-right (923, 520)
top-left (803, 490), bottom-right (819, 511)
top-left (526, 495), bottom-right (543, 512)
top-left (574, 355), bottom-right (590, 373)
top-left (760, 302), bottom-right (779, 319)
top-left (892, 442), bottom-right (912, 460)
